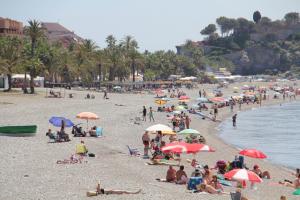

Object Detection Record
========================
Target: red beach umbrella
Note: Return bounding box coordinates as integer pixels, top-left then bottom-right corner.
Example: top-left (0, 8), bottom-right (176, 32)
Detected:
top-left (209, 97), bottom-right (226, 103)
top-left (224, 169), bottom-right (263, 183)
top-left (161, 142), bottom-right (188, 154)
top-left (179, 95), bottom-right (190, 100)
top-left (161, 142), bottom-right (215, 154)
top-left (239, 149), bottom-right (267, 159)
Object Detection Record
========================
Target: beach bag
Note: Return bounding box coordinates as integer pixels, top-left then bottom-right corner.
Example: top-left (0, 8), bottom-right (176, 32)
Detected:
top-left (187, 177), bottom-right (202, 190)
top-left (86, 191), bottom-right (97, 197)
top-left (96, 127), bottom-right (103, 137)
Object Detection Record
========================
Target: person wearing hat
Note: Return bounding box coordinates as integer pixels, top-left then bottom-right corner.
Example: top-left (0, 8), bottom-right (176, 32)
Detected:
top-left (252, 165), bottom-right (271, 179)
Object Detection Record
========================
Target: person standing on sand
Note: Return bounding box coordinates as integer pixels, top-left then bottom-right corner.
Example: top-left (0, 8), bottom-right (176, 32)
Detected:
top-left (185, 115), bottom-right (191, 129)
top-left (142, 131), bottom-right (150, 157)
top-left (199, 90), bottom-right (202, 97)
top-left (232, 114), bottom-right (237, 127)
top-left (203, 89), bottom-right (207, 98)
top-left (213, 104), bottom-right (218, 120)
top-left (142, 106), bottom-right (147, 121)
top-left (149, 107), bottom-right (155, 122)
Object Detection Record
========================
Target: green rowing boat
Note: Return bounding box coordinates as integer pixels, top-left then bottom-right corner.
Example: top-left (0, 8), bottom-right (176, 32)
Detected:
top-left (0, 125), bottom-right (37, 137)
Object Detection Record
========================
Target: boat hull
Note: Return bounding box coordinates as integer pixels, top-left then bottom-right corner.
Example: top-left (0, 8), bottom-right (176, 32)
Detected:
top-left (0, 125), bottom-right (37, 137)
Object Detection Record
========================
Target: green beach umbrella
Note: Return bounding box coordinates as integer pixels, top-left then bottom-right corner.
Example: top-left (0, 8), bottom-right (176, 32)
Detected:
top-left (178, 129), bottom-right (200, 135)
top-left (293, 189), bottom-right (300, 195)
top-left (175, 105), bottom-right (186, 111)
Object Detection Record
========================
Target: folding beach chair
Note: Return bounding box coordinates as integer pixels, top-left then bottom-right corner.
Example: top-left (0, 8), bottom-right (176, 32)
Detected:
top-left (126, 145), bottom-right (140, 156)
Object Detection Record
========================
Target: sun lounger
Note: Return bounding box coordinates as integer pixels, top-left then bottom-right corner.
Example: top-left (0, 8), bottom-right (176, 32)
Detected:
top-left (127, 145), bottom-right (140, 156)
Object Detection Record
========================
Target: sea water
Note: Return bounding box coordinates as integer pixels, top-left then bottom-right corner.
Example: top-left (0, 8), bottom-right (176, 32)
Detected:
top-left (219, 101), bottom-right (300, 169)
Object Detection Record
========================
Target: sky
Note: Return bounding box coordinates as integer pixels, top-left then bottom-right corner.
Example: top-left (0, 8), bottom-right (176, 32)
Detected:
top-left (1, 0), bottom-right (300, 52)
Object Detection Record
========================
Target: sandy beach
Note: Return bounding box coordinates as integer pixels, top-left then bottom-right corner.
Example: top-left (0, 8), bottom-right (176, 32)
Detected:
top-left (0, 82), bottom-right (299, 200)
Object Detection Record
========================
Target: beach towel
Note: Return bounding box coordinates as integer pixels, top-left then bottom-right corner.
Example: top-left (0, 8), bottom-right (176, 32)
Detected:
top-left (293, 188), bottom-right (300, 195)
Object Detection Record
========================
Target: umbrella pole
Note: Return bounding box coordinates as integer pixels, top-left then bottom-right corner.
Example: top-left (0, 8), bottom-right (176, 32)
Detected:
top-left (87, 119), bottom-right (89, 131)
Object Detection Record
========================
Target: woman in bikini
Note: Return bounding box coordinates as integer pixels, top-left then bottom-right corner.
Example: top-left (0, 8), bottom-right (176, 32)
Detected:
top-left (87, 182), bottom-right (141, 196)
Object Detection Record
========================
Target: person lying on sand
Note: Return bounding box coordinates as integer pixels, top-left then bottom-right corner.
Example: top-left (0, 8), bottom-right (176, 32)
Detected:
top-left (209, 175), bottom-right (224, 191)
top-left (87, 181), bottom-right (141, 196)
top-left (252, 165), bottom-right (271, 179)
top-left (196, 183), bottom-right (229, 194)
top-left (279, 173), bottom-right (300, 189)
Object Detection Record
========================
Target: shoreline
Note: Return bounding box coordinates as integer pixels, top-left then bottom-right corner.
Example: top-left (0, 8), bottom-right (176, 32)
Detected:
top-left (215, 100), bottom-right (299, 171)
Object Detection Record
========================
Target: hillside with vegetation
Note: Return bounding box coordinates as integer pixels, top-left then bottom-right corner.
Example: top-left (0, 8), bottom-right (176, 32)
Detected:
top-left (194, 11), bottom-right (300, 77)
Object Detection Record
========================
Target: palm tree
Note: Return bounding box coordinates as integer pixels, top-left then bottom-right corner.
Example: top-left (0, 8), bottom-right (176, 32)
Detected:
top-left (105, 35), bottom-right (121, 81)
top-left (24, 20), bottom-right (44, 93)
top-left (121, 35), bottom-right (139, 82)
top-left (0, 37), bottom-right (23, 91)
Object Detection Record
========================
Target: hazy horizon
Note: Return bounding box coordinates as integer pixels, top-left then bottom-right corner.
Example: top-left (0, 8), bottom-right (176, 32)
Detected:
top-left (1, 0), bottom-right (300, 52)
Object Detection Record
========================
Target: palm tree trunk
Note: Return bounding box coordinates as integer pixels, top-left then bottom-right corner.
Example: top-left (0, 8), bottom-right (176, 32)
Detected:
top-left (132, 59), bottom-right (136, 82)
top-left (30, 72), bottom-right (35, 94)
top-left (23, 72), bottom-right (28, 94)
top-left (98, 63), bottom-right (102, 89)
top-left (4, 74), bottom-right (12, 92)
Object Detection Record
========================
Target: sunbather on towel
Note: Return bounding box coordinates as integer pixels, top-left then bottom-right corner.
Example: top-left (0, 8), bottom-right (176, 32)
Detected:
top-left (209, 175), bottom-right (223, 191)
top-left (279, 174), bottom-right (300, 189)
top-left (196, 183), bottom-right (228, 194)
top-left (94, 182), bottom-right (141, 195)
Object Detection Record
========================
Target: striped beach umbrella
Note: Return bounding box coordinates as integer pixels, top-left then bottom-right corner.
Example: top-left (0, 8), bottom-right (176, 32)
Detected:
top-left (224, 169), bottom-right (263, 183)
top-left (239, 149), bottom-right (267, 159)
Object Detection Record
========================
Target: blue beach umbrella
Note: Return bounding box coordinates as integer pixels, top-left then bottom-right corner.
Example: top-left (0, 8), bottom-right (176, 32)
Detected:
top-left (49, 116), bottom-right (74, 127)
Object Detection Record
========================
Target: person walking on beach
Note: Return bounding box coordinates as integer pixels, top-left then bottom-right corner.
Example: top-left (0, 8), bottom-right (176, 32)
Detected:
top-left (103, 90), bottom-right (108, 99)
top-left (142, 106), bottom-right (147, 121)
top-left (238, 99), bottom-right (242, 110)
top-left (230, 100), bottom-right (234, 112)
top-left (199, 90), bottom-right (202, 97)
top-left (203, 89), bottom-right (207, 98)
top-left (149, 107), bottom-right (155, 122)
top-left (232, 114), bottom-right (237, 127)
top-left (213, 104), bottom-right (218, 120)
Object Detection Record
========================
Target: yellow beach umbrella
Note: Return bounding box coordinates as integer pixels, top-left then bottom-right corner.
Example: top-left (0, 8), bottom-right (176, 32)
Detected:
top-left (155, 99), bottom-right (167, 105)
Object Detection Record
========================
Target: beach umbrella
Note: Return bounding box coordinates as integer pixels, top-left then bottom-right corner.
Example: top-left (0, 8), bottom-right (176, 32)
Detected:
top-left (224, 169), bottom-right (263, 183)
top-left (209, 97), bottom-right (226, 103)
top-left (178, 99), bottom-right (190, 103)
top-left (76, 112), bottom-right (99, 130)
top-left (179, 95), bottom-right (190, 100)
top-left (145, 124), bottom-right (175, 135)
top-left (178, 129), bottom-right (200, 135)
top-left (155, 99), bottom-right (167, 105)
top-left (49, 116), bottom-right (74, 127)
top-left (239, 149), bottom-right (267, 159)
top-left (162, 142), bottom-right (214, 154)
top-left (175, 105), bottom-right (186, 111)
top-left (196, 97), bottom-right (209, 103)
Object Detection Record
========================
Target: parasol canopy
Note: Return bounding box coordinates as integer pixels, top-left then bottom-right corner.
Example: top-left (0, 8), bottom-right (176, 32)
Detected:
top-left (224, 169), bottom-right (263, 183)
top-left (239, 149), bottom-right (267, 159)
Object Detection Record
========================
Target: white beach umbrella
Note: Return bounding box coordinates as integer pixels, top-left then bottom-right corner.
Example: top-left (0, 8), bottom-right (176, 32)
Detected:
top-left (145, 124), bottom-right (173, 133)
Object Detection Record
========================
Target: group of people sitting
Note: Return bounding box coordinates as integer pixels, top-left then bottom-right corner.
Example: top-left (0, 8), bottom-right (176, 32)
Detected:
top-left (46, 128), bottom-right (70, 142)
top-left (158, 165), bottom-right (229, 195)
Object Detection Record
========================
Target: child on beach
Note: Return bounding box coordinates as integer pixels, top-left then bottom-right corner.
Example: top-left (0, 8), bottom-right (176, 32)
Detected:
top-left (149, 107), bottom-right (155, 122)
